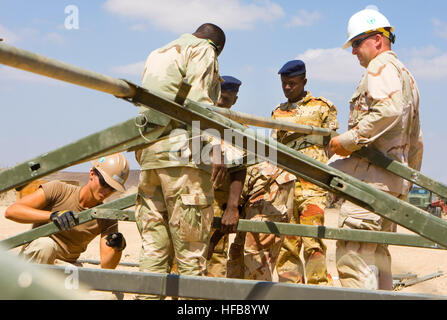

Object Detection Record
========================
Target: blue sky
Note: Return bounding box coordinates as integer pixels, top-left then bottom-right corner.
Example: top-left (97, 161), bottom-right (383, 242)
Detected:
top-left (1, 1), bottom-right (446, 185)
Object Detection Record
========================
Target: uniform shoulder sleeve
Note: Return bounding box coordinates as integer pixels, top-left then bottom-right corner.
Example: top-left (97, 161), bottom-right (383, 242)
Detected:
top-left (313, 96), bottom-right (339, 130)
top-left (338, 55), bottom-right (403, 152)
top-left (40, 181), bottom-right (68, 208)
top-left (184, 45), bottom-right (221, 105)
top-left (367, 55), bottom-right (401, 100)
top-left (271, 103), bottom-right (286, 118)
top-left (313, 96), bottom-right (335, 109)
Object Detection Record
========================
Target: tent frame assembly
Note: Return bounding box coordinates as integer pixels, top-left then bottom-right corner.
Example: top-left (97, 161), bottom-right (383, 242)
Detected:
top-left (1, 42), bottom-right (447, 300)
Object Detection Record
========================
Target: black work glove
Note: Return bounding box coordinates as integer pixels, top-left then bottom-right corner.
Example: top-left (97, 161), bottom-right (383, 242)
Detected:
top-left (50, 210), bottom-right (78, 231)
top-left (105, 232), bottom-right (126, 251)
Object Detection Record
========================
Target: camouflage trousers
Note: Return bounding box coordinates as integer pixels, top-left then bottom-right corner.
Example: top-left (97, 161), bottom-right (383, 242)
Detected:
top-left (276, 195), bottom-right (330, 285)
top-left (227, 179), bottom-right (295, 281)
top-left (226, 231), bottom-right (245, 279)
top-left (134, 167), bottom-right (214, 299)
top-left (336, 193), bottom-right (401, 290)
top-left (206, 188), bottom-right (229, 278)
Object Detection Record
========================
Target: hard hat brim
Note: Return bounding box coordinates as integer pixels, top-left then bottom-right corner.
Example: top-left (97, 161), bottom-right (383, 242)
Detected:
top-left (341, 40), bottom-right (352, 50)
top-left (95, 167), bottom-right (126, 192)
top-left (342, 26), bottom-right (395, 50)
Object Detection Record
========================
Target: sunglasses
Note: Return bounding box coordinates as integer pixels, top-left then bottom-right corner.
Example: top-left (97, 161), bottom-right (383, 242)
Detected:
top-left (93, 168), bottom-right (114, 190)
top-left (351, 33), bottom-right (380, 49)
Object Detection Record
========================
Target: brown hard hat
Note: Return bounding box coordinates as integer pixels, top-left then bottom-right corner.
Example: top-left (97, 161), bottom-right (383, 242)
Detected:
top-left (91, 153), bottom-right (130, 192)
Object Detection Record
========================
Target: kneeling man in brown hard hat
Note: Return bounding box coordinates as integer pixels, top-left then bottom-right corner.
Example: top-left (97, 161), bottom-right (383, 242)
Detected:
top-left (5, 153), bottom-right (130, 269)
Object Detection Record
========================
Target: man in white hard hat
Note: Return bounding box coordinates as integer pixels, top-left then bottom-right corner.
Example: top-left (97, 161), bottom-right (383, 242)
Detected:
top-left (5, 153), bottom-right (130, 269)
top-left (327, 7), bottom-right (423, 290)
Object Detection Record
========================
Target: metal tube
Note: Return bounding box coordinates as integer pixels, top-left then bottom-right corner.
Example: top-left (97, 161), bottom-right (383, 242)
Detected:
top-left (40, 265), bottom-right (447, 300)
top-left (90, 208), bottom-right (446, 250)
top-left (0, 43), bottom-right (135, 97)
top-left (76, 258), bottom-right (139, 268)
top-left (208, 106), bottom-right (447, 199)
top-left (400, 271), bottom-right (444, 288)
top-left (208, 106), bottom-right (333, 136)
top-left (0, 42), bottom-right (332, 135)
top-left (3, 205), bottom-right (445, 252)
top-left (0, 110), bottom-right (162, 194)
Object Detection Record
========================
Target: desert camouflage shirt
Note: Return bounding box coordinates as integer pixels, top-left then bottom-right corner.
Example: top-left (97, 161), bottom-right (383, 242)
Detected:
top-left (329, 51), bottom-right (423, 195)
top-left (241, 161), bottom-right (296, 220)
top-left (271, 91), bottom-right (338, 163)
top-left (271, 91), bottom-right (338, 196)
top-left (136, 33), bottom-right (222, 171)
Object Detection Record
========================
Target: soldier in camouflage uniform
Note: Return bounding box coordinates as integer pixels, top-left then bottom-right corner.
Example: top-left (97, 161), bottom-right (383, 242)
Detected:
top-left (206, 76), bottom-right (246, 278)
top-left (272, 60), bottom-right (338, 285)
top-left (133, 23), bottom-right (233, 299)
top-left (328, 8), bottom-right (423, 290)
top-left (226, 161), bottom-right (296, 281)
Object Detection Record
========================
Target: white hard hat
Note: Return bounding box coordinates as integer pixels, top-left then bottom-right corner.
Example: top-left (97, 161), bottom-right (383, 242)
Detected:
top-left (342, 7), bottom-right (395, 49)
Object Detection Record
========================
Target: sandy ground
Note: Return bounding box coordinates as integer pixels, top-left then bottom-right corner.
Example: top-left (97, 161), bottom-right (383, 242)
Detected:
top-left (1, 188), bottom-right (447, 299)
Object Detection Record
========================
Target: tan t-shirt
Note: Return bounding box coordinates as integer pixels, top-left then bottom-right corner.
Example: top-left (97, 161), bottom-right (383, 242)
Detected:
top-left (34, 181), bottom-right (117, 262)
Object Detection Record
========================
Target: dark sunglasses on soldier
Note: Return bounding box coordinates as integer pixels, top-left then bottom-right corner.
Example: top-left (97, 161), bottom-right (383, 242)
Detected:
top-left (351, 33), bottom-right (380, 49)
top-left (93, 168), bottom-right (114, 190)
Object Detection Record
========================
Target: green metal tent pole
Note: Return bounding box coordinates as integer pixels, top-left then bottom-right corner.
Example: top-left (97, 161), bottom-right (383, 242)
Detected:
top-left (209, 105), bottom-right (334, 136)
top-left (1, 43), bottom-right (447, 248)
top-left (88, 208), bottom-right (447, 250)
top-left (0, 43), bottom-right (134, 97)
top-left (4, 204), bottom-right (444, 251)
top-left (208, 104), bottom-right (447, 199)
top-left (0, 110), bottom-right (164, 194)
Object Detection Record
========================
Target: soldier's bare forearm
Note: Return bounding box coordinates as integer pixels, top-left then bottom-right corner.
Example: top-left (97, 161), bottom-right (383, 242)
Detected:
top-left (226, 168), bottom-right (246, 209)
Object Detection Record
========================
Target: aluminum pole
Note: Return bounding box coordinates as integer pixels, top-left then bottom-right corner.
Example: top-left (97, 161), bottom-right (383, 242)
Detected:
top-left (0, 42), bottom-right (135, 97)
top-left (208, 106), bottom-right (333, 136)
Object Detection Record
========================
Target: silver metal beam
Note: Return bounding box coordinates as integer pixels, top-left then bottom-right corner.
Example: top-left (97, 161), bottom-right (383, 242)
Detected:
top-left (39, 265), bottom-right (447, 300)
top-left (77, 258), bottom-right (139, 268)
top-left (0, 42), bottom-right (135, 97)
top-left (209, 105), bottom-right (333, 136)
